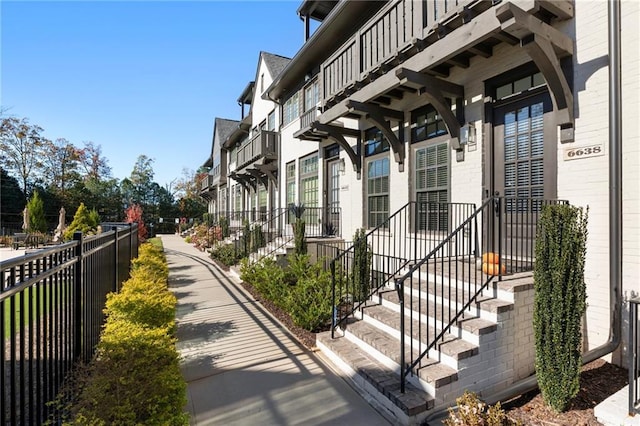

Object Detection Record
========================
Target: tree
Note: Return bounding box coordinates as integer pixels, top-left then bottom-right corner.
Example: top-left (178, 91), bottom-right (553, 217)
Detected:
top-left (0, 167), bottom-right (26, 231)
top-left (125, 204), bottom-right (148, 243)
top-left (26, 190), bottom-right (47, 233)
top-left (0, 117), bottom-right (45, 193)
top-left (63, 202), bottom-right (100, 240)
top-left (77, 141), bottom-right (111, 181)
top-left (41, 138), bottom-right (82, 202)
top-left (83, 177), bottom-right (123, 222)
top-left (533, 204), bottom-right (588, 412)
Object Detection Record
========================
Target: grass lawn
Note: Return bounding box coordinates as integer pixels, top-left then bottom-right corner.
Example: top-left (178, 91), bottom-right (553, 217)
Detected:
top-left (2, 283), bottom-right (68, 336)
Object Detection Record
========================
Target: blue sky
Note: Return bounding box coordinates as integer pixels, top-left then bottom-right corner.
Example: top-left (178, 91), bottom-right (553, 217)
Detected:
top-left (1, 1), bottom-right (305, 189)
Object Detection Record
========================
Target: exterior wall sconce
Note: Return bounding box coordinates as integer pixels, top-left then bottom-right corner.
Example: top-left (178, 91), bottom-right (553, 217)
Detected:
top-left (338, 158), bottom-right (346, 174)
top-left (460, 123), bottom-right (476, 147)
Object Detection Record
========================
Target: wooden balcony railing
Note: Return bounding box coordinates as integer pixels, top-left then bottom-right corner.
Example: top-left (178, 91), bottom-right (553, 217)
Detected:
top-left (236, 130), bottom-right (279, 171)
top-left (321, 0), bottom-right (482, 102)
top-left (300, 107), bottom-right (320, 129)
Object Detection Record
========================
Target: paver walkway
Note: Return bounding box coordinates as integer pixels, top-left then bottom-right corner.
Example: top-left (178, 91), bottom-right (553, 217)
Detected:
top-left (161, 234), bottom-right (391, 426)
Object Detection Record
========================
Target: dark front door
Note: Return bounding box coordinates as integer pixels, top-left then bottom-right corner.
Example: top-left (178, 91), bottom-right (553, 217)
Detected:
top-left (491, 90), bottom-right (557, 269)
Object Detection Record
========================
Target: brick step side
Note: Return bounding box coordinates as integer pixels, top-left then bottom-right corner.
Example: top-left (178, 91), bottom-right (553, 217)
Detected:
top-left (316, 330), bottom-right (434, 424)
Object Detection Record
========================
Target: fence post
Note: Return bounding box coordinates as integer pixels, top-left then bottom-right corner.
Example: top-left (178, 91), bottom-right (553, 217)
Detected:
top-left (113, 226), bottom-right (119, 292)
top-left (73, 231), bottom-right (84, 361)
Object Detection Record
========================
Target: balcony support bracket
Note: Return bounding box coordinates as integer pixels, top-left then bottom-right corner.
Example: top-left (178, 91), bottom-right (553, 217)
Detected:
top-left (496, 2), bottom-right (574, 128)
top-left (346, 100), bottom-right (405, 172)
top-left (395, 67), bottom-right (464, 149)
top-left (246, 169), bottom-right (268, 190)
top-left (312, 123), bottom-right (362, 179)
top-left (255, 164), bottom-right (278, 189)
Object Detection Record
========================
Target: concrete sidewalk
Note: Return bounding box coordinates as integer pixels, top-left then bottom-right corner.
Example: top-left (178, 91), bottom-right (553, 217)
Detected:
top-left (161, 234), bottom-right (391, 426)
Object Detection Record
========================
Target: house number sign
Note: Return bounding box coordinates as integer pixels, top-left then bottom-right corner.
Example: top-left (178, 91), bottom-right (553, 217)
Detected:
top-left (563, 144), bottom-right (604, 161)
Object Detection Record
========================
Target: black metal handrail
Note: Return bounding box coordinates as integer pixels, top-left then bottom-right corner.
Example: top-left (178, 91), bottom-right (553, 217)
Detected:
top-left (397, 196), bottom-right (567, 392)
top-left (0, 224), bottom-right (139, 424)
top-left (630, 298), bottom-right (640, 416)
top-left (329, 202), bottom-right (476, 337)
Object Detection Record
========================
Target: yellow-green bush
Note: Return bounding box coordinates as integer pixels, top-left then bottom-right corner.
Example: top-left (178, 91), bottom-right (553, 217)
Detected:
top-left (72, 321), bottom-right (187, 425)
top-left (105, 288), bottom-right (176, 331)
top-left (60, 241), bottom-right (188, 425)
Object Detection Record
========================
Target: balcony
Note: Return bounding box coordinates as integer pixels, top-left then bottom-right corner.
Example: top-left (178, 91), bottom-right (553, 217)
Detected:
top-left (236, 130), bottom-right (279, 171)
top-left (319, 0), bottom-right (573, 110)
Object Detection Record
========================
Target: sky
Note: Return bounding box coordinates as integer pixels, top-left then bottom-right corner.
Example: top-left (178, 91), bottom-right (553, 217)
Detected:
top-left (1, 0), bottom-right (306, 190)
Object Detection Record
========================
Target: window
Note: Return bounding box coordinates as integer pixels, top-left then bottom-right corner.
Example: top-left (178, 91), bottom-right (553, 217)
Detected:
top-left (364, 127), bottom-right (390, 157)
top-left (233, 184), bottom-right (242, 213)
top-left (299, 153), bottom-right (319, 223)
top-left (411, 104), bottom-right (448, 142)
top-left (286, 161), bottom-right (296, 222)
top-left (260, 73), bottom-right (264, 93)
top-left (367, 157), bottom-right (390, 228)
top-left (283, 92), bottom-right (300, 126)
top-left (304, 80), bottom-right (319, 112)
top-left (267, 110), bottom-right (276, 131)
top-left (415, 143), bottom-right (449, 231)
top-left (496, 72), bottom-right (544, 100)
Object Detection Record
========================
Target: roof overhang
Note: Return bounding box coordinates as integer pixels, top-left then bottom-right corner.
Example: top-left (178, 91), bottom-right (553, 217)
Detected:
top-left (238, 81), bottom-right (255, 105)
top-left (297, 0), bottom-right (338, 22)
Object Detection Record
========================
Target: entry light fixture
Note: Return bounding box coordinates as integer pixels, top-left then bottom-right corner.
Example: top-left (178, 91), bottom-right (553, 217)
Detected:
top-left (338, 158), bottom-right (346, 174)
top-left (460, 123), bottom-right (476, 146)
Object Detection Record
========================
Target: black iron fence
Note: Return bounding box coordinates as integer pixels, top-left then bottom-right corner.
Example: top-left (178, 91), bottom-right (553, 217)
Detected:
top-left (630, 297), bottom-right (640, 416)
top-left (329, 202), bottom-right (476, 337)
top-left (1, 224), bottom-right (139, 424)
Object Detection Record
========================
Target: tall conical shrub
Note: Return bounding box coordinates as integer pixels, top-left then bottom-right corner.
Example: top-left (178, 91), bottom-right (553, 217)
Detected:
top-left (533, 204), bottom-right (588, 412)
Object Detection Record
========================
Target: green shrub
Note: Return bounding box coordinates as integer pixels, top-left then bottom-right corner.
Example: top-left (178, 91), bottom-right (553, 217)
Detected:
top-left (211, 243), bottom-right (242, 266)
top-left (250, 224), bottom-right (266, 252)
top-left (72, 320), bottom-right (187, 425)
top-left (287, 263), bottom-right (334, 331)
top-left (63, 203), bottom-right (99, 241)
top-left (533, 204), bottom-right (588, 412)
top-left (241, 257), bottom-right (289, 308)
top-left (219, 215), bottom-right (230, 238)
top-left (352, 228), bottom-right (372, 301)
top-left (105, 290), bottom-right (176, 331)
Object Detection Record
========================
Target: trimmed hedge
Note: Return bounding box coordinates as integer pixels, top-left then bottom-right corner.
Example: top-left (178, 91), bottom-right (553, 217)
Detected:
top-left (57, 240), bottom-right (188, 424)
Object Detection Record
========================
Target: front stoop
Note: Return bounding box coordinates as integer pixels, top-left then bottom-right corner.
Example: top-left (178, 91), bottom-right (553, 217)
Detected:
top-left (594, 385), bottom-right (639, 426)
top-left (316, 274), bottom-right (536, 425)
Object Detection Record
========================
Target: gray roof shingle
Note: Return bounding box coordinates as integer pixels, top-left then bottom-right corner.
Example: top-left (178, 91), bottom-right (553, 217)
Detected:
top-left (262, 52), bottom-right (291, 80)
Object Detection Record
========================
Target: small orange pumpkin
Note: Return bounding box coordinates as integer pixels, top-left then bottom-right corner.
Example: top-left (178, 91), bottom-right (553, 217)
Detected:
top-left (482, 262), bottom-right (506, 276)
top-left (482, 252), bottom-right (501, 265)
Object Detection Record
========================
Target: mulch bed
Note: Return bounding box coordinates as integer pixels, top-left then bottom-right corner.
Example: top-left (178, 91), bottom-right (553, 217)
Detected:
top-left (503, 358), bottom-right (629, 425)
top-left (235, 271), bottom-right (629, 425)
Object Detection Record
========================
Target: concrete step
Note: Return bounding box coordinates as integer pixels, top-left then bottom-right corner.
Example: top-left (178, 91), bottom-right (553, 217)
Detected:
top-left (360, 303), bottom-right (479, 371)
top-left (316, 331), bottom-right (434, 425)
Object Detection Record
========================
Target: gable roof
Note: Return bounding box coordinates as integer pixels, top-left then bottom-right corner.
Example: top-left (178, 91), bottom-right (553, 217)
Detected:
top-left (203, 117), bottom-right (240, 167)
top-left (261, 52), bottom-right (291, 81)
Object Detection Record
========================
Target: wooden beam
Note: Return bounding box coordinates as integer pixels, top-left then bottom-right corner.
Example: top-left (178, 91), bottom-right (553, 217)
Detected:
top-left (395, 67), bottom-right (464, 148)
top-left (346, 101), bottom-right (405, 170)
top-left (386, 89), bottom-right (405, 100)
top-left (256, 165), bottom-right (278, 189)
top-left (312, 123), bottom-right (362, 178)
top-left (318, 10), bottom-right (505, 126)
top-left (395, 68), bottom-right (464, 98)
top-left (538, 0), bottom-right (573, 20)
top-left (496, 2), bottom-right (573, 56)
top-left (468, 43), bottom-right (492, 58)
top-left (246, 169), bottom-right (268, 190)
top-left (372, 96), bottom-right (392, 106)
top-left (495, 2), bottom-right (574, 125)
top-left (346, 100), bottom-right (404, 120)
top-left (522, 34), bottom-right (573, 125)
top-left (491, 31), bottom-right (520, 46)
top-left (446, 55), bottom-right (470, 69)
